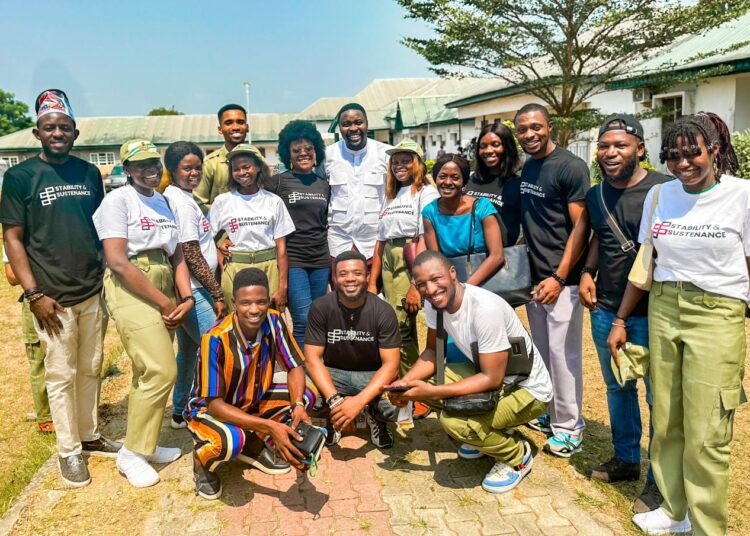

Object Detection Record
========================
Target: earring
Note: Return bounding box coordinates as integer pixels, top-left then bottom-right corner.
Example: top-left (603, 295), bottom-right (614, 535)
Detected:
top-left (313, 157), bottom-right (317, 167)
top-left (290, 161), bottom-right (294, 171)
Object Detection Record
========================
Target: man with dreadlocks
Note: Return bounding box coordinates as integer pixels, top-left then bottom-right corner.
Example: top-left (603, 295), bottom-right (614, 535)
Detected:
top-left (609, 112), bottom-right (747, 536)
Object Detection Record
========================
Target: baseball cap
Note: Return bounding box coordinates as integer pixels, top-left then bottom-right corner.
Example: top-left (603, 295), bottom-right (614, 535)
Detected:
top-left (610, 343), bottom-right (650, 387)
top-left (386, 138), bottom-right (424, 159)
top-left (120, 139), bottom-right (161, 164)
top-left (227, 144), bottom-right (267, 166)
top-left (598, 115), bottom-right (644, 140)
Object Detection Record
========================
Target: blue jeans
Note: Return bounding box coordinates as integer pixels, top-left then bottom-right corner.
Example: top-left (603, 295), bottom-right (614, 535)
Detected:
top-left (174, 287), bottom-right (217, 416)
top-left (591, 307), bottom-right (654, 482)
top-left (327, 367), bottom-right (398, 422)
top-left (288, 267), bottom-right (330, 347)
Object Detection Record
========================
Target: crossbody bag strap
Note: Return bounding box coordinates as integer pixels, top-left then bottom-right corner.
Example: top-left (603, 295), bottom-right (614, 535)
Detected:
top-left (413, 189), bottom-right (423, 241)
top-left (644, 184), bottom-right (663, 245)
top-left (598, 184), bottom-right (637, 257)
top-left (436, 311), bottom-right (446, 385)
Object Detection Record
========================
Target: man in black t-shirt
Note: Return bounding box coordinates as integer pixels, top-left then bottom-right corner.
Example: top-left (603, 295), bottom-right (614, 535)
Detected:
top-left (304, 251), bottom-right (401, 449)
top-left (514, 103), bottom-right (590, 458)
top-left (0, 89), bottom-right (118, 489)
top-left (580, 116), bottom-right (669, 513)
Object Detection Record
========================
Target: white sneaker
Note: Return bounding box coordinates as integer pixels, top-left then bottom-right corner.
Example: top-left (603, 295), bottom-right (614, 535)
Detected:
top-left (482, 441), bottom-right (533, 494)
top-left (457, 443), bottom-right (485, 460)
top-left (632, 507), bottom-right (692, 534)
top-left (145, 445), bottom-right (182, 464)
top-left (116, 448), bottom-right (159, 488)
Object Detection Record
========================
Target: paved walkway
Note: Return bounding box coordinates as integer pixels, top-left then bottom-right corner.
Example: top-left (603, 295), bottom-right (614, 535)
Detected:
top-left (0, 356), bottom-right (627, 536)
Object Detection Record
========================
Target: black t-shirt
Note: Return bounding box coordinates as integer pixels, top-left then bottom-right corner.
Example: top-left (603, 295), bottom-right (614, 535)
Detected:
top-left (465, 172), bottom-right (522, 246)
top-left (267, 170), bottom-right (329, 268)
top-left (0, 155), bottom-right (105, 306)
top-left (305, 292), bottom-right (401, 371)
top-left (585, 170), bottom-right (670, 316)
top-left (519, 147), bottom-right (590, 284)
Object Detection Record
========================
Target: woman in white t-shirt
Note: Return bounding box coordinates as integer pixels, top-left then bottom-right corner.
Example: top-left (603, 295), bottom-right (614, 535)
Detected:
top-left (608, 113), bottom-right (747, 536)
top-left (209, 144), bottom-right (295, 312)
top-left (368, 139), bottom-right (439, 372)
top-left (163, 141), bottom-right (224, 430)
top-left (93, 140), bottom-right (194, 489)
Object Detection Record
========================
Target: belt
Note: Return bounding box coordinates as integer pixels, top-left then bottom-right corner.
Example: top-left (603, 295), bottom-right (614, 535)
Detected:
top-left (386, 237), bottom-right (411, 247)
top-left (128, 249), bottom-right (169, 265)
top-left (655, 281), bottom-right (703, 292)
top-left (229, 247), bottom-right (277, 264)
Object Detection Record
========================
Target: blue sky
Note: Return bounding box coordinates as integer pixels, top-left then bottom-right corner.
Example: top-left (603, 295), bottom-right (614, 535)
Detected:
top-left (1, 0), bottom-right (435, 117)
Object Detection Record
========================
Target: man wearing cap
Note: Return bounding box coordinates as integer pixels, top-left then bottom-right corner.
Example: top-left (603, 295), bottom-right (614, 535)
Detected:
top-left (579, 115), bottom-right (669, 512)
top-left (325, 103), bottom-right (392, 280)
top-left (0, 89), bottom-right (118, 488)
top-left (194, 104), bottom-right (250, 213)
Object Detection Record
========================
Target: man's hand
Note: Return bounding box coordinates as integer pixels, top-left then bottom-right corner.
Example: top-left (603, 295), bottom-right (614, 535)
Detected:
top-left (607, 324), bottom-right (628, 365)
top-left (398, 380), bottom-right (439, 401)
top-left (271, 288), bottom-right (287, 313)
top-left (403, 284), bottom-right (422, 314)
top-left (163, 300), bottom-right (194, 330)
top-left (214, 299), bottom-right (227, 319)
top-left (579, 272), bottom-right (597, 311)
top-left (330, 395), bottom-right (366, 431)
top-left (382, 380), bottom-right (410, 408)
top-left (531, 277), bottom-right (563, 305)
top-left (266, 420), bottom-right (306, 470)
top-left (30, 296), bottom-right (65, 336)
top-left (290, 405), bottom-right (312, 430)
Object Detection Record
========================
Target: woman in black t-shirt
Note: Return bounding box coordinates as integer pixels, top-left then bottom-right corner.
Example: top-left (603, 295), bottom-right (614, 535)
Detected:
top-left (466, 122), bottom-right (523, 246)
top-left (267, 120), bottom-right (330, 347)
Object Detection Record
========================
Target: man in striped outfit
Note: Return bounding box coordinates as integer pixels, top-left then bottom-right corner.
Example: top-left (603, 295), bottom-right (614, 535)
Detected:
top-left (185, 268), bottom-right (317, 500)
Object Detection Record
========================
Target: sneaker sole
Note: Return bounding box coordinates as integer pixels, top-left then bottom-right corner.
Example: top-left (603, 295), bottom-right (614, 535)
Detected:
top-left (544, 444), bottom-right (582, 458)
top-left (458, 449), bottom-right (485, 460)
top-left (525, 422), bottom-right (552, 434)
top-left (236, 454), bottom-right (292, 475)
top-left (170, 420), bottom-right (187, 430)
top-left (117, 468), bottom-right (159, 488)
top-left (197, 485), bottom-right (223, 500)
top-left (632, 518), bottom-right (692, 534)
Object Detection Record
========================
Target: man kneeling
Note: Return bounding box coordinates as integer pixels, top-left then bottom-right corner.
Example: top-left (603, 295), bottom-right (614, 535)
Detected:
top-left (186, 268), bottom-right (317, 500)
top-left (388, 251), bottom-right (552, 493)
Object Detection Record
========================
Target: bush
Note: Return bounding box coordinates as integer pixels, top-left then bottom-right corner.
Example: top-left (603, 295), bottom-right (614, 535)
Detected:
top-left (590, 150), bottom-right (656, 185)
top-left (732, 130), bottom-right (750, 179)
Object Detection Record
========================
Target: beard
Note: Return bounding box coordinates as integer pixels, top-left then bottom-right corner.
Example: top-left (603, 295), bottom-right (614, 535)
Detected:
top-left (336, 285), bottom-right (366, 304)
top-left (600, 155), bottom-right (639, 184)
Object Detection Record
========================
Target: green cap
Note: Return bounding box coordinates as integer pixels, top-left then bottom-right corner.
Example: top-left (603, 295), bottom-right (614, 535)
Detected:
top-left (386, 138), bottom-right (424, 159)
top-left (227, 143), bottom-right (267, 166)
top-left (610, 343), bottom-right (650, 387)
top-left (120, 139), bottom-right (161, 164)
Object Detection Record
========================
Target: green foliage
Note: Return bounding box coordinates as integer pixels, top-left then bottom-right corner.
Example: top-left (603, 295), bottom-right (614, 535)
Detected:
top-left (590, 153), bottom-right (657, 185)
top-left (425, 159), bottom-right (436, 173)
top-left (147, 106), bottom-right (184, 116)
top-left (396, 0), bottom-right (750, 147)
top-left (0, 90), bottom-right (33, 136)
top-left (732, 130), bottom-right (750, 179)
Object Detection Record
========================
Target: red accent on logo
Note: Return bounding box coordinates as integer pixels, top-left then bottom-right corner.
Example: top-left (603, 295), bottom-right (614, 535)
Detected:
top-left (652, 221), bottom-right (671, 238)
top-left (229, 218), bottom-right (239, 232)
top-left (140, 217), bottom-right (156, 231)
top-left (202, 219), bottom-right (210, 232)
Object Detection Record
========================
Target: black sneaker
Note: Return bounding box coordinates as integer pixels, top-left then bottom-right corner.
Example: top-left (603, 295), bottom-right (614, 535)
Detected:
top-left (590, 457), bottom-right (640, 483)
top-left (81, 437), bottom-right (122, 458)
top-left (633, 481), bottom-right (663, 513)
top-left (365, 407), bottom-right (393, 449)
top-left (237, 447), bottom-right (292, 475)
top-left (58, 454), bottom-right (91, 488)
top-left (193, 453), bottom-right (222, 500)
top-left (325, 419), bottom-right (341, 447)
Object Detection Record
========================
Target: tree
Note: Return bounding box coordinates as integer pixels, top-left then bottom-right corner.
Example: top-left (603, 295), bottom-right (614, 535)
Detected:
top-left (397, 0), bottom-right (750, 146)
top-left (147, 106), bottom-right (184, 116)
top-left (0, 89), bottom-right (33, 136)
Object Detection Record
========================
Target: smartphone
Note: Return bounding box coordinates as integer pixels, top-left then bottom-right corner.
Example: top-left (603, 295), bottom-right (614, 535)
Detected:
top-left (382, 385), bottom-right (410, 393)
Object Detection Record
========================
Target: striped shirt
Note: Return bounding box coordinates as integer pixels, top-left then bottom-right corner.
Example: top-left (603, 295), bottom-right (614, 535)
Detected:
top-left (186, 310), bottom-right (303, 417)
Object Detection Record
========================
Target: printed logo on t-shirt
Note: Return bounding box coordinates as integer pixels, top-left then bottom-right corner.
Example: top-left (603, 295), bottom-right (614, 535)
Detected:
top-left (327, 329), bottom-right (375, 343)
top-left (519, 182), bottom-right (545, 198)
top-left (228, 215), bottom-right (271, 234)
top-left (466, 190), bottom-right (503, 207)
top-left (379, 202), bottom-right (414, 219)
top-left (140, 217), bottom-right (156, 230)
top-left (201, 218), bottom-right (210, 232)
top-left (653, 221), bottom-right (727, 239)
top-left (288, 191), bottom-right (326, 204)
top-left (139, 216), bottom-right (176, 232)
top-left (39, 184), bottom-right (93, 207)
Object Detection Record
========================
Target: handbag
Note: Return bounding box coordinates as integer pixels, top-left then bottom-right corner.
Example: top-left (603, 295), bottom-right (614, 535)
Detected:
top-left (628, 184), bottom-right (663, 291)
top-left (446, 200), bottom-right (533, 307)
top-left (402, 189), bottom-right (423, 271)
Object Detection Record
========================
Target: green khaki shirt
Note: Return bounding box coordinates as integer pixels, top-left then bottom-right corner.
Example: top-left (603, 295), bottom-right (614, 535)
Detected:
top-left (194, 144), bottom-right (230, 214)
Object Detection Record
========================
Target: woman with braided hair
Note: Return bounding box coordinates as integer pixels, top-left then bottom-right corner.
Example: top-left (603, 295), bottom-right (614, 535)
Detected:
top-left (608, 112), bottom-right (747, 535)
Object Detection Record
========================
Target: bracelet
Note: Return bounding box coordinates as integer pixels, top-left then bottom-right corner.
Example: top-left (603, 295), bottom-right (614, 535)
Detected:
top-left (23, 287), bottom-right (41, 299)
top-left (581, 266), bottom-right (597, 277)
top-left (550, 273), bottom-right (566, 287)
top-left (326, 393), bottom-right (342, 406)
top-left (611, 320), bottom-right (626, 327)
top-left (289, 401), bottom-right (305, 413)
top-left (329, 397), bottom-right (345, 409)
top-left (27, 292), bottom-right (45, 303)
top-left (181, 295), bottom-right (196, 304)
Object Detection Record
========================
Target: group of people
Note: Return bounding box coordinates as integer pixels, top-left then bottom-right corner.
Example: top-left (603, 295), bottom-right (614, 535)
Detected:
top-left (1, 87), bottom-right (746, 536)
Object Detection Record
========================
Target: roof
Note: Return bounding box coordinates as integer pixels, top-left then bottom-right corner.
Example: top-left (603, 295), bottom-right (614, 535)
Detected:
top-left (391, 95), bottom-right (459, 128)
top-left (296, 97), bottom-right (352, 121)
top-left (0, 113), bottom-right (298, 151)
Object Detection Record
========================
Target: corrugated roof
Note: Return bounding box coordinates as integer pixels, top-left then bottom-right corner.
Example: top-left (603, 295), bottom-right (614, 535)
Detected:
top-left (392, 95), bottom-right (459, 128)
top-left (353, 78), bottom-right (435, 109)
top-left (296, 97), bottom-right (353, 121)
top-left (0, 113), bottom-right (297, 151)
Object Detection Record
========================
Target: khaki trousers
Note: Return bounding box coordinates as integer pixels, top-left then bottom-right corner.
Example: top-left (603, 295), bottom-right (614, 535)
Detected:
top-left (649, 281), bottom-right (747, 536)
top-left (435, 364), bottom-right (548, 466)
top-left (34, 293), bottom-right (105, 456)
top-left (221, 258), bottom-right (278, 312)
top-left (104, 258), bottom-right (176, 456)
top-left (381, 240), bottom-right (419, 375)
top-left (23, 301), bottom-right (51, 422)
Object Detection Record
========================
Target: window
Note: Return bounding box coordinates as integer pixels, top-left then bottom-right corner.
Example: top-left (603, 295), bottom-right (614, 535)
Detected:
top-left (568, 141), bottom-right (590, 162)
top-left (661, 96), bottom-right (683, 132)
top-left (0, 156), bottom-right (20, 166)
top-left (89, 152), bottom-right (116, 166)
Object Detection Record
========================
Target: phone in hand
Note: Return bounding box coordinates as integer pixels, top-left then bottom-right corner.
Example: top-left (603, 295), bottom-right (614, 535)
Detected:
top-left (382, 385), bottom-right (410, 393)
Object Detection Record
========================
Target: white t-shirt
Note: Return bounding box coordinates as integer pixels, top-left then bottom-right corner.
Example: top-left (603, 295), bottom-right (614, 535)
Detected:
top-left (163, 185), bottom-right (218, 289)
top-left (325, 138), bottom-right (392, 258)
top-left (424, 284), bottom-right (552, 402)
top-left (208, 189), bottom-right (295, 252)
top-left (93, 184), bottom-right (178, 258)
top-left (376, 184), bottom-right (440, 242)
top-left (640, 175), bottom-right (750, 302)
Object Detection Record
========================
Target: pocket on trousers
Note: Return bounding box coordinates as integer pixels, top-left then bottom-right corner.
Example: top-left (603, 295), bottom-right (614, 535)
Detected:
top-left (704, 386), bottom-right (746, 447)
top-left (701, 292), bottom-right (720, 309)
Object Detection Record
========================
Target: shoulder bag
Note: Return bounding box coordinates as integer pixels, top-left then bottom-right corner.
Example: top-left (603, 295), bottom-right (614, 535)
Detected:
top-left (628, 184), bottom-right (663, 291)
top-left (446, 200), bottom-right (533, 307)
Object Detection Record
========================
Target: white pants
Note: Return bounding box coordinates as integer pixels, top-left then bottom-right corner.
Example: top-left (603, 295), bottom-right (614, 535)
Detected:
top-left (35, 293), bottom-right (105, 457)
top-left (526, 285), bottom-right (585, 436)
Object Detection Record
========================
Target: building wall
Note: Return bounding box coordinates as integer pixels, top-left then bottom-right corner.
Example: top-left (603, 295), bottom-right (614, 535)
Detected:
top-left (733, 74), bottom-right (750, 133)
